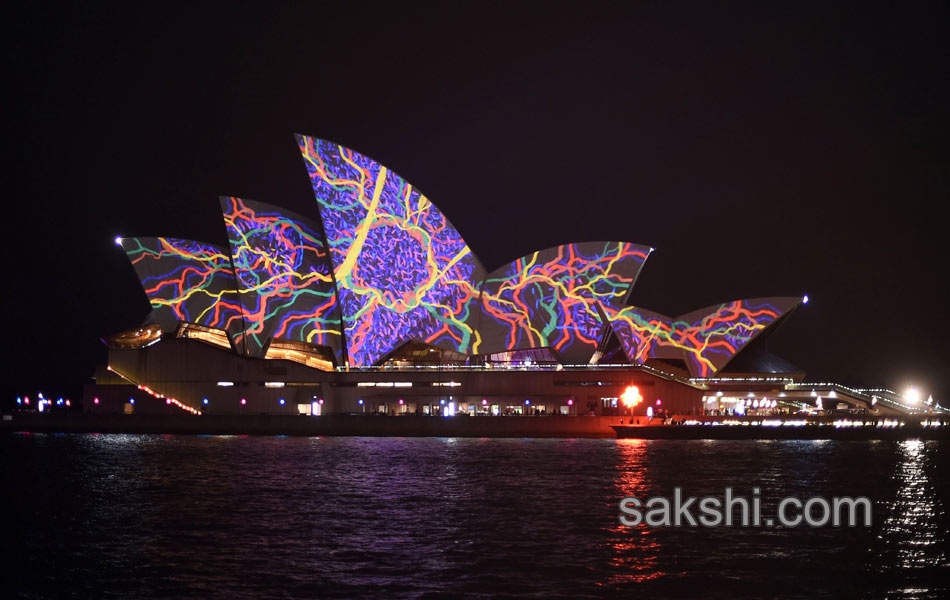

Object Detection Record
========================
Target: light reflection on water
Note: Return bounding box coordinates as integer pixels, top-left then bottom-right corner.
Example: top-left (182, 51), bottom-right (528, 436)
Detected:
top-left (1, 434), bottom-right (947, 599)
top-left (875, 441), bottom-right (949, 597)
top-left (606, 440), bottom-right (663, 585)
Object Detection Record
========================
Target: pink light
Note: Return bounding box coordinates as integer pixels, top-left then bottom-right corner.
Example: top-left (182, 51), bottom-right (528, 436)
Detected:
top-left (166, 399), bottom-right (171, 404)
top-left (398, 398), bottom-right (404, 405)
top-left (65, 400), bottom-right (71, 407)
top-left (656, 399), bottom-right (662, 406)
top-left (240, 398), bottom-right (247, 405)
top-left (93, 397), bottom-right (99, 405)
top-left (481, 399), bottom-right (488, 405)
top-left (567, 399), bottom-right (574, 406)
top-left (318, 398), bottom-right (324, 405)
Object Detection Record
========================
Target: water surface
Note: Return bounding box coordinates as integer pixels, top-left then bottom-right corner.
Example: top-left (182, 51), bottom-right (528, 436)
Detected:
top-left (2, 435), bottom-right (947, 598)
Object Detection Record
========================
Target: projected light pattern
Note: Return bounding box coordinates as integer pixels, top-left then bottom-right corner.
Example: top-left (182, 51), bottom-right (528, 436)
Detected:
top-left (119, 136), bottom-right (805, 374)
top-left (222, 197), bottom-right (343, 360)
top-left (607, 298), bottom-right (801, 377)
top-left (121, 238), bottom-right (244, 339)
top-left (297, 135), bottom-right (484, 366)
top-left (478, 242), bottom-right (651, 363)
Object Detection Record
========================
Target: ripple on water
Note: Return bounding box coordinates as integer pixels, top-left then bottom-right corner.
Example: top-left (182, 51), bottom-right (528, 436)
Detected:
top-left (1, 435), bottom-right (947, 599)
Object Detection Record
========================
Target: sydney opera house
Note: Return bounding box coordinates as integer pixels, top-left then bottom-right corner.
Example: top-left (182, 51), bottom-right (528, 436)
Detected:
top-left (83, 135), bottom-right (922, 420)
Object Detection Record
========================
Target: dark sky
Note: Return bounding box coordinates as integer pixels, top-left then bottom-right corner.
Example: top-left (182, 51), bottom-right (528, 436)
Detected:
top-left (3, 2), bottom-right (947, 403)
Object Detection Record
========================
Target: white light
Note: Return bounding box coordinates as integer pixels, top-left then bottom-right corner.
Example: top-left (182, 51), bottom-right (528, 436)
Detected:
top-left (393, 382), bottom-right (412, 388)
top-left (906, 387), bottom-right (920, 403)
top-left (927, 395), bottom-right (933, 405)
top-left (216, 381), bottom-right (234, 387)
top-left (114, 236), bottom-right (123, 246)
top-left (716, 390), bottom-right (723, 397)
top-left (264, 382), bottom-right (285, 388)
top-left (828, 390), bottom-right (837, 398)
top-left (802, 295), bottom-right (809, 304)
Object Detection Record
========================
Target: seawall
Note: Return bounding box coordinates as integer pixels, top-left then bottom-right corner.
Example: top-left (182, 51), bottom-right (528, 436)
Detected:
top-left (3, 413), bottom-right (948, 440)
top-left (1, 413), bottom-right (619, 438)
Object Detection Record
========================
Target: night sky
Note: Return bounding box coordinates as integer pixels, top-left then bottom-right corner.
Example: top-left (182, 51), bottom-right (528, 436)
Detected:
top-left (4, 3), bottom-right (947, 403)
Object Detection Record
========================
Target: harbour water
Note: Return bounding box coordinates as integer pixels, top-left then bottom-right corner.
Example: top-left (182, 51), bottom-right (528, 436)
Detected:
top-left (2, 434), bottom-right (947, 598)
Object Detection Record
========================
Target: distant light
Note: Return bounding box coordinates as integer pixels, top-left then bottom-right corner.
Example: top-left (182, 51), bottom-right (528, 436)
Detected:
top-left (129, 398), bottom-right (135, 405)
top-left (264, 382), bottom-right (285, 388)
top-left (38, 401), bottom-right (45, 413)
top-left (481, 399), bottom-right (488, 406)
top-left (398, 398), bottom-right (404, 405)
top-left (279, 398), bottom-right (286, 405)
top-left (752, 399), bottom-right (759, 408)
top-left (927, 395), bottom-right (933, 405)
top-left (357, 399), bottom-right (364, 405)
top-left (524, 399), bottom-right (531, 405)
top-left (202, 398), bottom-right (209, 405)
top-left (318, 398), bottom-right (324, 405)
top-left (114, 236), bottom-right (123, 246)
top-left (621, 385), bottom-right (642, 408)
top-left (716, 390), bottom-right (723, 397)
top-left (567, 399), bottom-right (573, 406)
top-left (810, 390), bottom-right (817, 397)
top-left (94, 397), bottom-right (99, 405)
top-left (748, 391), bottom-right (754, 398)
top-left (802, 295), bottom-right (809, 304)
top-left (656, 399), bottom-right (662, 406)
top-left (240, 398), bottom-right (247, 405)
top-left (216, 381), bottom-right (234, 387)
top-left (439, 399), bottom-right (446, 405)
top-left (906, 387), bottom-right (920, 403)
top-left (166, 399), bottom-right (171, 404)
top-left (16, 397), bottom-right (22, 404)
top-left (646, 406), bottom-right (654, 418)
